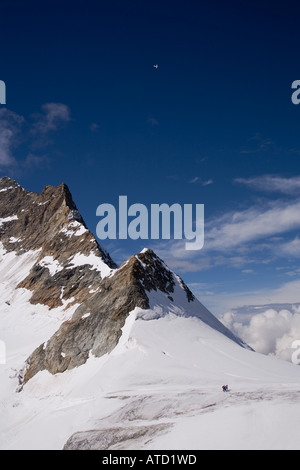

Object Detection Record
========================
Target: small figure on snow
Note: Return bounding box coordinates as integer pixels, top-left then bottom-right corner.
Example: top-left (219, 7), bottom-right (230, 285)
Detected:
top-left (222, 385), bottom-right (229, 392)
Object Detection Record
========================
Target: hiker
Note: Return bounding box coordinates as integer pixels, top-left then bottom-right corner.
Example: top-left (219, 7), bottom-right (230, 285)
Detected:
top-left (222, 385), bottom-right (228, 392)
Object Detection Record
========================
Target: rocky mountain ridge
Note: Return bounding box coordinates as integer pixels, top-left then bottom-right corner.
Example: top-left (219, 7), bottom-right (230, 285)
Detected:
top-left (0, 177), bottom-right (246, 387)
top-left (0, 177), bottom-right (116, 311)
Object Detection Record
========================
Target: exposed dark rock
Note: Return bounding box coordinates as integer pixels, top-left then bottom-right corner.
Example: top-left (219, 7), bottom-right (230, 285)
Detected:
top-left (22, 249), bottom-right (186, 382)
top-left (63, 423), bottom-right (171, 450)
top-left (0, 177), bottom-right (116, 309)
top-left (21, 242), bottom-right (200, 384)
top-left (21, 246), bottom-right (244, 384)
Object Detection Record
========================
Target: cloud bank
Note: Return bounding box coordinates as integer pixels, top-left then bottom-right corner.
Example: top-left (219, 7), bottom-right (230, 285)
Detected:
top-left (220, 306), bottom-right (300, 363)
top-left (235, 175), bottom-right (300, 195)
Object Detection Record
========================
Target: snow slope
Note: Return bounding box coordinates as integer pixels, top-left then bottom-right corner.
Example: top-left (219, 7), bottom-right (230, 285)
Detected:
top-left (0, 247), bottom-right (300, 450)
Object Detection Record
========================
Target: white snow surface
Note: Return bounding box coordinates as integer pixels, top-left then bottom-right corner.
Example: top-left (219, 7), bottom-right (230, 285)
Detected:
top-left (59, 221), bottom-right (88, 238)
top-left (0, 245), bottom-right (300, 450)
top-left (0, 215), bottom-right (18, 227)
top-left (38, 256), bottom-right (64, 276)
top-left (67, 252), bottom-right (115, 278)
top-left (0, 187), bottom-right (14, 193)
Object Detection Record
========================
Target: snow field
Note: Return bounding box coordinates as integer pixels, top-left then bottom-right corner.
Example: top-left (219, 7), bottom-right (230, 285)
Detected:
top-left (0, 246), bottom-right (300, 450)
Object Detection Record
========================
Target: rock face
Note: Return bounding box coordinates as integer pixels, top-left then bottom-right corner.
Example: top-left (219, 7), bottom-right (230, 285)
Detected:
top-left (63, 423), bottom-right (171, 450)
top-left (22, 248), bottom-right (196, 382)
top-left (22, 247), bottom-right (246, 384)
top-left (0, 177), bottom-right (116, 310)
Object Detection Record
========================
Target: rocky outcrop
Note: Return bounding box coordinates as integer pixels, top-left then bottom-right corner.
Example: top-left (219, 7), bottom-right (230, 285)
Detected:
top-left (22, 248), bottom-right (193, 382)
top-left (0, 177), bottom-right (116, 309)
top-left (63, 423), bottom-right (171, 450)
top-left (21, 244), bottom-right (248, 385)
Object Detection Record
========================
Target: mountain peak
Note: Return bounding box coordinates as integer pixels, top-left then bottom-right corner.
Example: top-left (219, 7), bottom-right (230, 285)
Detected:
top-left (0, 177), bottom-right (25, 198)
top-left (41, 182), bottom-right (77, 211)
top-left (129, 248), bottom-right (195, 303)
top-left (0, 176), bottom-right (20, 187)
top-left (0, 180), bottom-right (116, 312)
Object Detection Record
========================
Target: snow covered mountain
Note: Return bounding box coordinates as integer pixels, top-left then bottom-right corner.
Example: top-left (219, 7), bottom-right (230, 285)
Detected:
top-left (0, 177), bottom-right (300, 450)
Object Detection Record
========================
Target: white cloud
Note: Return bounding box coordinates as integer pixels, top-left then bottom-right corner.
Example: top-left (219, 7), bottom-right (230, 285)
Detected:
top-left (189, 177), bottom-right (213, 185)
top-left (278, 237), bottom-right (300, 257)
top-left (202, 179), bottom-right (213, 186)
top-left (31, 102), bottom-right (71, 137)
top-left (0, 103), bottom-right (71, 171)
top-left (0, 108), bottom-right (24, 168)
top-left (220, 307), bottom-right (300, 363)
top-left (202, 279), bottom-right (300, 314)
top-left (240, 134), bottom-right (274, 154)
top-left (147, 195), bottom-right (300, 278)
top-left (189, 176), bottom-right (199, 184)
top-left (205, 199), bottom-right (300, 251)
top-left (235, 175), bottom-right (300, 195)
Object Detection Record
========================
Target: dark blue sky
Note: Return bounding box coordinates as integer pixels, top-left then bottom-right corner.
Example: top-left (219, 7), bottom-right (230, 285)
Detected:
top-left (1, 0), bottom-right (300, 313)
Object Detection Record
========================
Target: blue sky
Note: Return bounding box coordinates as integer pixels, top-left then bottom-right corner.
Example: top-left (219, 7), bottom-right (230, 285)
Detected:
top-left (1, 0), bottom-right (300, 314)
